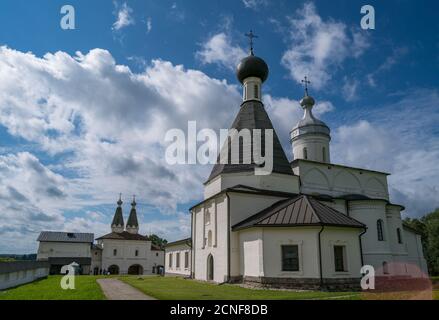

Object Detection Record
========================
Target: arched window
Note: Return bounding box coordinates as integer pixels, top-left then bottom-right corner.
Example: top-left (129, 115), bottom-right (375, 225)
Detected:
top-left (377, 219), bottom-right (384, 241)
top-left (322, 147), bottom-right (326, 162)
top-left (113, 249), bottom-right (117, 256)
top-left (254, 84), bottom-right (259, 99)
top-left (383, 261), bottom-right (389, 275)
top-left (303, 147), bottom-right (308, 160)
top-left (397, 228), bottom-right (403, 244)
top-left (135, 249), bottom-right (139, 257)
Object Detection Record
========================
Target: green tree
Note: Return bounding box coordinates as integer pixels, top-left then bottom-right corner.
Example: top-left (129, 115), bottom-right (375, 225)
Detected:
top-left (148, 234), bottom-right (168, 249)
top-left (404, 208), bottom-right (439, 275)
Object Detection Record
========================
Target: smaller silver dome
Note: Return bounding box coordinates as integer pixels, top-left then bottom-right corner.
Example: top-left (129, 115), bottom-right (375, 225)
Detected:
top-left (300, 95), bottom-right (315, 108)
top-left (291, 95), bottom-right (331, 140)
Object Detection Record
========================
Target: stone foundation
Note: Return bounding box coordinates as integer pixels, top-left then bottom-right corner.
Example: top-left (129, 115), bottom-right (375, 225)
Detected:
top-left (243, 276), bottom-right (361, 291)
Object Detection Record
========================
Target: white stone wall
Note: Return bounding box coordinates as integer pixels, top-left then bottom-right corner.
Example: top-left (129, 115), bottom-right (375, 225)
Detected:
top-left (348, 200), bottom-right (394, 274)
top-left (165, 243), bottom-right (191, 276)
top-left (37, 242), bottom-right (91, 261)
top-left (320, 227), bottom-right (363, 279)
top-left (292, 135), bottom-right (331, 163)
top-left (0, 267), bottom-right (49, 290)
top-left (151, 250), bottom-right (165, 271)
top-left (204, 172), bottom-right (300, 199)
top-left (99, 239), bottom-right (154, 275)
top-left (192, 194), bottom-right (229, 283)
top-left (238, 226), bottom-right (362, 280)
top-left (403, 228), bottom-right (429, 277)
top-left (292, 160), bottom-right (389, 200)
top-left (91, 248), bottom-right (102, 274)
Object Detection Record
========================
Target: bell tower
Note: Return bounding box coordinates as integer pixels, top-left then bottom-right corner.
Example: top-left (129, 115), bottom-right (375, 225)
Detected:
top-left (111, 194), bottom-right (125, 233)
top-left (291, 77), bottom-right (331, 163)
top-left (126, 195), bottom-right (139, 234)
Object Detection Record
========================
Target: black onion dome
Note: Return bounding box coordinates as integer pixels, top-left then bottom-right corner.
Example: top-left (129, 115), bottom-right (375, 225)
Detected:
top-left (236, 55), bottom-right (269, 84)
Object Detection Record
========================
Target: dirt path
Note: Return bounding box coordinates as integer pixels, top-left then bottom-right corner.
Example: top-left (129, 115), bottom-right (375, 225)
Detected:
top-left (97, 278), bottom-right (156, 300)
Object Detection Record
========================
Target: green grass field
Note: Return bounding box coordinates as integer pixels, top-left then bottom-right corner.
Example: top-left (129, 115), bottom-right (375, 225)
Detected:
top-left (1, 275), bottom-right (438, 300)
top-left (121, 276), bottom-right (361, 300)
top-left (0, 276), bottom-right (106, 300)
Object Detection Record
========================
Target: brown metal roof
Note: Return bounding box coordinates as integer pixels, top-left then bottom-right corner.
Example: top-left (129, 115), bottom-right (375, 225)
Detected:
top-left (96, 231), bottom-right (149, 241)
top-left (233, 195), bottom-right (365, 230)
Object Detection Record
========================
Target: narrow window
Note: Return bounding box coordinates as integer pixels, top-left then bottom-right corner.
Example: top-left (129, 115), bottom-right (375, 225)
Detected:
top-left (177, 252), bottom-right (181, 268)
top-left (322, 147), bottom-right (326, 162)
top-left (334, 246), bottom-right (347, 272)
top-left (282, 245), bottom-right (299, 271)
top-left (303, 147), bottom-right (308, 160)
top-left (254, 84), bottom-right (259, 99)
top-left (113, 249), bottom-right (117, 256)
top-left (207, 230), bottom-right (213, 247)
top-left (377, 220), bottom-right (384, 241)
top-left (397, 228), bottom-right (403, 244)
top-left (184, 252), bottom-right (189, 268)
top-left (169, 253), bottom-right (173, 268)
top-left (244, 86), bottom-right (247, 100)
top-left (205, 211), bottom-right (211, 225)
top-left (156, 252), bottom-right (159, 257)
top-left (383, 261), bottom-right (389, 274)
top-left (135, 249), bottom-right (139, 257)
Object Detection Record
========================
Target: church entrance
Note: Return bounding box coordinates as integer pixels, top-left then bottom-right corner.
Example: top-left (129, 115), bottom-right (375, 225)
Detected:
top-left (207, 254), bottom-right (214, 281)
top-left (108, 265), bottom-right (119, 275)
top-left (128, 264), bottom-right (143, 275)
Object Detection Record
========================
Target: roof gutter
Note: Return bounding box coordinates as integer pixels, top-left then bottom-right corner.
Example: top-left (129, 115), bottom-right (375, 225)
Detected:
top-left (318, 225), bottom-right (325, 290)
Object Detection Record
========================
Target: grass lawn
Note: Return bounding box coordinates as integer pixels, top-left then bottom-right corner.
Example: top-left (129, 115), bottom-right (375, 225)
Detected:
top-left (1, 275), bottom-right (438, 300)
top-left (0, 276), bottom-right (106, 300)
top-left (121, 276), bottom-right (361, 300)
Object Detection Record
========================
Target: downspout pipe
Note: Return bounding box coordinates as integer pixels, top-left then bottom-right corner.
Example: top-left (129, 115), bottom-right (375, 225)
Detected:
top-left (226, 193), bottom-right (231, 283)
top-left (318, 225), bottom-right (325, 290)
top-left (190, 209), bottom-right (195, 279)
top-left (359, 227), bottom-right (367, 267)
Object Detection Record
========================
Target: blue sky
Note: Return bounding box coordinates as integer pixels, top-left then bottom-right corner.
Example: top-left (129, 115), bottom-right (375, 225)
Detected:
top-left (0, 0), bottom-right (438, 253)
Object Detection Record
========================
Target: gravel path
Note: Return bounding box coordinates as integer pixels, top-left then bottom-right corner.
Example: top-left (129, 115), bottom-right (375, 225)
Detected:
top-left (97, 278), bottom-right (156, 300)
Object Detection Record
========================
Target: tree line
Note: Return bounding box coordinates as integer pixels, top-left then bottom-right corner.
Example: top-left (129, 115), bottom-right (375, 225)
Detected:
top-left (404, 208), bottom-right (439, 276)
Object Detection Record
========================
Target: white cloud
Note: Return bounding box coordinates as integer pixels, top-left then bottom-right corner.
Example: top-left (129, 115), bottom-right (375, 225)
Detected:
top-left (367, 47), bottom-right (409, 87)
top-left (146, 17), bottom-right (152, 33)
top-left (281, 2), bottom-right (370, 90)
top-left (342, 77), bottom-right (359, 102)
top-left (197, 33), bottom-right (247, 70)
top-left (242, 0), bottom-right (268, 10)
top-left (331, 89), bottom-right (439, 217)
top-left (0, 45), bottom-right (243, 252)
top-left (112, 2), bottom-right (135, 31)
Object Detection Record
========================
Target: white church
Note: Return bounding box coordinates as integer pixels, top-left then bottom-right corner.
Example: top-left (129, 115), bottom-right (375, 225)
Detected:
top-left (166, 41), bottom-right (428, 290)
